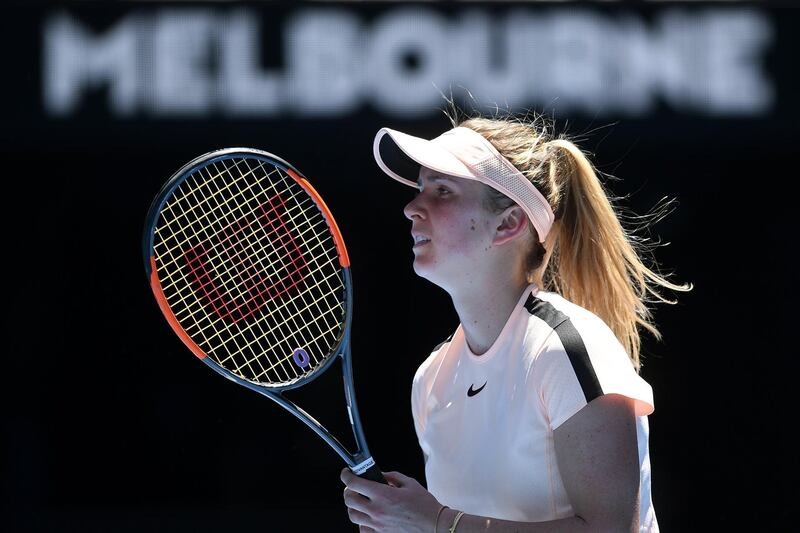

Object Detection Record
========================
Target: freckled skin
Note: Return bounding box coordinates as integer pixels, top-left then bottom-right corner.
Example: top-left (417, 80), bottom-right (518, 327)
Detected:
top-left (403, 169), bottom-right (496, 292)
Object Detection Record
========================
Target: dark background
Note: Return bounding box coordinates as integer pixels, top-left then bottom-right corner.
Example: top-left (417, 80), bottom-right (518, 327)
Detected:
top-left (3, 1), bottom-right (797, 531)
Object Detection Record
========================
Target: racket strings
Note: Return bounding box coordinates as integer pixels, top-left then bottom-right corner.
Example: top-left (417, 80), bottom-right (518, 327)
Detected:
top-left (160, 160), bottom-right (285, 381)
top-left (200, 160), bottom-right (338, 382)
top-left (181, 172), bottom-right (283, 382)
top-left (153, 156), bottom-right (347, 386)
top-left (213, 157), bottom-right (341, 383)
top-left (164, 167), bottom-right (339, 383)
top-left (155, 158), bottom-right (303, 281)
top-left (154, 156), bottom-right (266, 244)
top-left (162, 200), bottom-right (325, 311)
top-left (174, 159), bottom-right (338, 384)
top-left (200, 158), bottom-right (343, 376)
top-left (157, 161), bottom-right (279, 381)
top-left (157, 161), bottom-right (331, 319)
top-left (181, 195), bottom-right (307, 324)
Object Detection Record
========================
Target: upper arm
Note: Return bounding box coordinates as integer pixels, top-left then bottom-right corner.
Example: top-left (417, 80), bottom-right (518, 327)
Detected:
top-left (553, 393), bottom-right (640, 532)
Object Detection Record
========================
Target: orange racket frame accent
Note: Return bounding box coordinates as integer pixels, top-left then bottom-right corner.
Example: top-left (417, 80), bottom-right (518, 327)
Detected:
top-left (287, 169), bottom-right (350, 268)
top-left (147, 165), bottom-right (347, 362)
top-left (143, 148), bottom-right (384, 483)
top-left (149, 255), bottom-right (207, 360)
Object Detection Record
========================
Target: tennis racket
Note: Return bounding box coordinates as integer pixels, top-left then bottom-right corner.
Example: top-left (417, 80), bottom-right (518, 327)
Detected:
top-left (142, 147), bottom-right (385, 483)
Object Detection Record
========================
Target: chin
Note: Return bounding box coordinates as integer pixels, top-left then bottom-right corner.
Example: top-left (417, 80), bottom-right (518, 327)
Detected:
top-left (412, 258), bottom-right (434, 281)
top-left (411, 259), bottom-right (428, 278)
top-left (412, 260), bottom-right (452, 292)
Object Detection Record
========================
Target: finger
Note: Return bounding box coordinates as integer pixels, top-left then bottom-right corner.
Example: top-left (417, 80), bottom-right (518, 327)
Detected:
top-left (340, 468), bottom-right (384, 500)
top-left (343, 487), bottom-right (372, 514)
top-left (346, 507), bottom-right (375, 528)
top-left (359, 527), bottom-right (376, 533)
top-left (341, 467), bottom-right (361, 485)
top-left (382, 471), bottom-right (409, 487)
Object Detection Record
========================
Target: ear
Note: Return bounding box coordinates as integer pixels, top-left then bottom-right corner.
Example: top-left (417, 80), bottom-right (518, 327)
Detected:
top-left (492, 205), bottom-right (529, 246)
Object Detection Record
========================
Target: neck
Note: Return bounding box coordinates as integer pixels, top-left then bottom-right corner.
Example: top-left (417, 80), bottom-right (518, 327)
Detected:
top-left (450, 278), bottom-right (530, 355)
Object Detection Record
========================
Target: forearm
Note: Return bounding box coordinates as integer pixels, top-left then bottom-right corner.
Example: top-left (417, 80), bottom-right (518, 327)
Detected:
top-left (436, 507), bottom-right (605, 533)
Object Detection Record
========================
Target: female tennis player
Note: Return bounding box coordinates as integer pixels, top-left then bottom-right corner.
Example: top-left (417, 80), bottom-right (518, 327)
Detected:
top-left (341, 113), bottom-right (690, 532)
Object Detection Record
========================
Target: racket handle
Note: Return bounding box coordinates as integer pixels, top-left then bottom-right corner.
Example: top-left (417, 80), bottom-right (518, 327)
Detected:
top-left (354, 462), bottom-right (388, 484)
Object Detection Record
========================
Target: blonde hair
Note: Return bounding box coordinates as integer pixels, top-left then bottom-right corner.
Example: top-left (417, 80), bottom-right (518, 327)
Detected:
top-left (456, 113), bottom-right (692, 371)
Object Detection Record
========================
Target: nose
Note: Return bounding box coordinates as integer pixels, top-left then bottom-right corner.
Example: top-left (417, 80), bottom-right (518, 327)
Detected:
top-left (404, 194), bottom-right (424, 220)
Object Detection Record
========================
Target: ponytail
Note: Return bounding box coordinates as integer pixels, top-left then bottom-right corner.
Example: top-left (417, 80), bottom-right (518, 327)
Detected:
top-left (460, 115), bottom-right (692, 371)
top-left (542, 140), bottom-right (690, 371)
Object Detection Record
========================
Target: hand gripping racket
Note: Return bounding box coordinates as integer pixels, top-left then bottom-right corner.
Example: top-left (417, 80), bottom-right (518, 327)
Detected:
top-left (142, 148), bottom-right (385, 483)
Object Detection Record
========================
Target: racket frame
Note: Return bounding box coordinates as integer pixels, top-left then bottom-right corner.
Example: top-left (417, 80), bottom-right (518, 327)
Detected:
top-left (143, 148), bottom-right (378, 475)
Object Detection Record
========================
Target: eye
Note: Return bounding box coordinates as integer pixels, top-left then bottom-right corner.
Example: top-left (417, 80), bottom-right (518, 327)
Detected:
top-left (436, 186), bottom-right (451, 196)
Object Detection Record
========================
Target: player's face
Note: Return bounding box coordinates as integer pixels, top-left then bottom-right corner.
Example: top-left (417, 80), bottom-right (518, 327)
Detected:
top-left (403, 167), bottom-right (496, 289)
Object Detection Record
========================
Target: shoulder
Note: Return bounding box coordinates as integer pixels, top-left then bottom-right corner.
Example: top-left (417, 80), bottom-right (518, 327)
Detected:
top-left (524, 291), bottom-right (608, 334)
top-left (525, 290), bottom-right (654, 419)
top-left (412, 332), bottom-right (454, 385)
top-left (431, 333), bottom-right (454, 354)
top-left (523, 291), bottom-right (625, 357)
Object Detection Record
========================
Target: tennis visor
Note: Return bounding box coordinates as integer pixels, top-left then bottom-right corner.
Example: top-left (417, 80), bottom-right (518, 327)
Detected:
top-left (373, 126), bottom-right (555, 242)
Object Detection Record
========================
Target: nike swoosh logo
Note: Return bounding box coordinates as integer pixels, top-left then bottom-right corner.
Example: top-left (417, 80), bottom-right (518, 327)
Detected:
top-left (467, 381), bottom-right (487, 397)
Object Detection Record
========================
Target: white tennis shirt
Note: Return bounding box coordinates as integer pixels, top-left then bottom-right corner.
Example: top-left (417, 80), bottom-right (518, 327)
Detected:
top-left (411, 284), bottom-right (658, 531)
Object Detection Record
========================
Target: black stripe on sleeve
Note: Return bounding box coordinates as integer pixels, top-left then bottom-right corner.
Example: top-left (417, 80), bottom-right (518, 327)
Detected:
top-left (524, 294), bottom-right (603, 402)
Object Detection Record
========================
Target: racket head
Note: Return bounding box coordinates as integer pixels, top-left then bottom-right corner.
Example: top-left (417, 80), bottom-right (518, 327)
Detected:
top-left (143, 148), bottom-right (352, 392)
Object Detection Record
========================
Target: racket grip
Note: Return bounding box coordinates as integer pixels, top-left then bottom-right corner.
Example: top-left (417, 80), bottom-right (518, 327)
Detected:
top-left (355, 462), bottom-right (388, 484)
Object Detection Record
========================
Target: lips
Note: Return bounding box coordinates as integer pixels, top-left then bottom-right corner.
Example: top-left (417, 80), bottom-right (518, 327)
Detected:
top-left (412, 233), bottom-right (431, 248)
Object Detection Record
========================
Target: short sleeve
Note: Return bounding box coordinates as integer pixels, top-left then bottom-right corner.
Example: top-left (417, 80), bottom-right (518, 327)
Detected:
top-left (411, 361), bottom-right (427, 442)
top-left (410, 338), bottom-right (451, 445)
top-left (531, 320), bottom-right (654, 431)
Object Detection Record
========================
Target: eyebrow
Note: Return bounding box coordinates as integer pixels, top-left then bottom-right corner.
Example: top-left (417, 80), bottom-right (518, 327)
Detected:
top-left (417, 173), bottom-right (458, 185)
